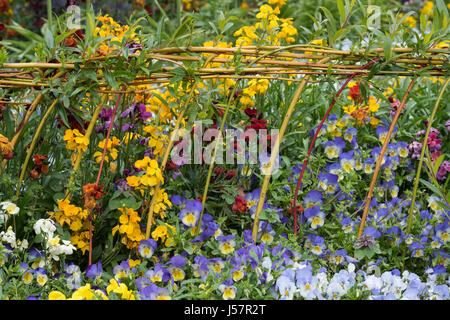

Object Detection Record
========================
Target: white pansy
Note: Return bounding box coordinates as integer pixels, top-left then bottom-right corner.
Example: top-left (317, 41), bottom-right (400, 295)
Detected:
top-left (17, 239), bottom-right (29, 251)
top-left (0, 226), bottom-right (17, 248)
top-left (33, 218), bottom-right (56, 238)
top-left (0, 202), bottom-right (20, 216)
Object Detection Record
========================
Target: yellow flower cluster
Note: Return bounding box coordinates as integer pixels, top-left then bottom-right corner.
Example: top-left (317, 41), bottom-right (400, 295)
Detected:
top-left (151, 224), bottom-right (176, 247)
top-left (48, 280), bottom-right (135, 300)
top-left (420, 1), bottom-right (434, 16)
top-left (94, 136), bottom-right (120, 163)
top-left (145, 126), bottom-right (169, 159)
top-left (107, 279), bottom-right (135, 300)
top-left (342, 82), bottom-right (380, 127)
top-left (149, 187), bottom-right (172, 219)
top-left (239, 77), bottom-right (270, 107)
top-left (143, 89), bottom-right (177, 124)
top-left (94, 14), bottom-right (138, 56)
top-left (233, 2), bottom-right (297, 107)
top-left (234, 2), bottom-right (297, 47)
top-left (126, 157), bottom-right (164, 191)
top-left (63, 129), bottom-right (89, 153)
top-left (400, 14), bottom-right (417, 29)
top-left (112, 207), bottom-right (145, 249)
top-left (47, 199), bottom-right (91, 254)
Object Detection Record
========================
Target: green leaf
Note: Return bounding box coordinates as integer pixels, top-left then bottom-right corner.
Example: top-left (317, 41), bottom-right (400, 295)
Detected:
top-left (420, 178), bottom-right (442, 196)
top-left (383, 35), bottom-right (392, 62)
top-left (433, 153), bottom-right (445, 177)
top-left (435, 0), bottom-right (448, 15)
top-left (43, 25), bottom-right (54, 50)
top-left (108, 198), bottom-right (121, 210)
top-left (53, 193), bottom-right (65, 203)
top-left (103, 69), bottom-right (118, 90)
top-left (171, 16), bottom-right (194, 43)
top-left (320, 6), bottom-right (337, 34)
top-left (332, 27), bottom-right (351, 44)
top-left (337, 0), bottom-right (346, 26)
top-left (354, 249), bottom-right (366, 260)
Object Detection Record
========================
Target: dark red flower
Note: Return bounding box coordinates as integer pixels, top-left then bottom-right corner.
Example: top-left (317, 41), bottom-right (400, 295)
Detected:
top-left (244, 108), bottom-right (258, 118)
top-left (232, 195), bottom-right (248, 213)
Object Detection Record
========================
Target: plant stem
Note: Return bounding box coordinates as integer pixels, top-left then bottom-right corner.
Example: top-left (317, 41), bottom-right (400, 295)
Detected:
top-left (16, 98), bottom-right (59, 198)
top-left (65, 94), bottom-right (108, 199)
top-left (144, 83), bottom-right (198, 239)
top-left (87, 92), bottom-right (123, 266)
top-left (291, 58), bottom-right (379, 237)
top-left (47, 0), bottom-right (53, 29)
top-left (196, 84), bottom-right (238, 236)
top-left (357, 78), bottom-right (416, 239)
top-left (407, 78), bottom-right (449, 234)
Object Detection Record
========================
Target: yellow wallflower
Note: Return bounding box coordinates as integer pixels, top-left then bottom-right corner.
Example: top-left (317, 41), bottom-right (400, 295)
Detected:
top-left (63, 129), bottom-right (89, 152)
top-left (269, 0), bottom-right (287, 7)
top-left (420, 1), bottom-right (434, 16)
top-left (94, 137), bottom-right (120, 163)
top-left (113, 207), bottom-right (145, 249)
top-left (256, 4), bottom-right (280, 20)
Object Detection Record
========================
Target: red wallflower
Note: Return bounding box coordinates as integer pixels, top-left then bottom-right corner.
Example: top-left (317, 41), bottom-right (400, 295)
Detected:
top-left (349, 83), bottom-right (363, 104)
top-left (232, 195), bottom-right (248, 213)
top-left (244, 108), bottom-right (258, 118)
top-left (29, 154), bottom-right (49, 179)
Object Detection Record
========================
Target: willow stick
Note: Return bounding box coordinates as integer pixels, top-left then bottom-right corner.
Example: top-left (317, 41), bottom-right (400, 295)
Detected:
top-left (65, 94), bottom-right (109, 199)
top-left (251, 77), bottom-right (309, 242)
top-left (357, 78), bottom-right (416, 239)
top-left (144, 54), bottom-right (219, 239)
top-left (15, 98), bottom-right (59, 198)
top-left (406, 78), bottom-right (449, 234)
top-left (144, 83), bottom-right (198, 239)
top-left (251, 56), bottom-right (332, 243)
top-left (195, 84), bottom-right (239, 237)
top-left (291, 58), bottom-right (379, 237)
top-left (0, 93), bottom-right (42, 174)
top-left (86, 91), bottom-right (123, 266)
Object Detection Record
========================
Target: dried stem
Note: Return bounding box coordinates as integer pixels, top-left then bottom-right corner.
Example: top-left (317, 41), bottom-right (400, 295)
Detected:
top-left (357, 78), bottom-right (416, 239)
top-left (291, 58), bottom-right (379, 237)
top-left (15, 99), bottom-right (59, 198)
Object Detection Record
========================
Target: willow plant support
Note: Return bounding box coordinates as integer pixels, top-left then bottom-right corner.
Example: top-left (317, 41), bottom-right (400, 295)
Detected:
top-left (144, 54), bottom-right (219, 239)
top-left (15, 98), bottom-right (59, 198)
top-left (250, 56), bottom-right (336, 243)
top-left (144, 83), bottom-right (198, 239)
top-left (195, 83), bottom-right (239, 237)
top-left (0, 71), bottom-right (66, 174)
top-left (65, 94), bottom-right (109, 199)
top-left (291, 58), bottom-right (379, 237)
top-left (406, 78), bottom-right (450, 234)
top-left (86, 91), bottom-right (123, 266)
top-left (357, 78), bottom-right (417, 239)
